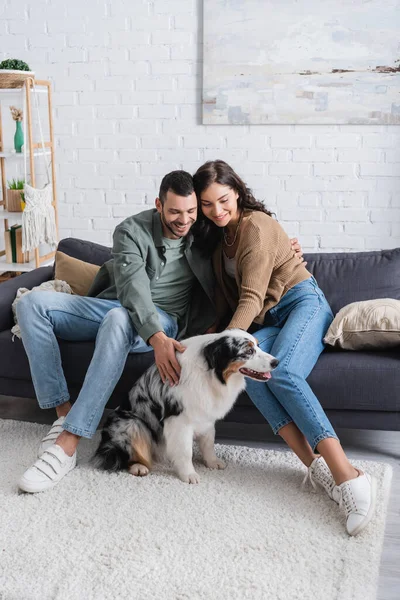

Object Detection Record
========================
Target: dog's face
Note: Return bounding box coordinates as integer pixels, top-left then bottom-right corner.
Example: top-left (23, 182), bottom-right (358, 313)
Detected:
top-left (203, 329), bottom-right (278, 385)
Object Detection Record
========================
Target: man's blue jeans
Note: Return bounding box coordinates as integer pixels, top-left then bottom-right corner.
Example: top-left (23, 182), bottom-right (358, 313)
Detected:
top-left (246, 276), bottom-right (338, 451)
top-left (16, 292), bottom-right (178, 439)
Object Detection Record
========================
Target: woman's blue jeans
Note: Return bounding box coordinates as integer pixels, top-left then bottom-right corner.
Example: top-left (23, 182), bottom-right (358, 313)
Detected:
top-left (245, 276), bottom-right (338, 451)
top-left (16, 292), bottom-right (178, 439)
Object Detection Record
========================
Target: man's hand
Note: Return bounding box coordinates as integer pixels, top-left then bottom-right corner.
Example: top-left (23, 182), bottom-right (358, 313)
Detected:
top-left (149, 332), bottom-right (186, 386)
top-left (290, 237), bottom-right (307, 267)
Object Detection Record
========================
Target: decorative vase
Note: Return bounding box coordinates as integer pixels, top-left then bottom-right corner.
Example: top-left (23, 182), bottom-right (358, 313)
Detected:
top-left (14, 120), bottom-right (24, 153)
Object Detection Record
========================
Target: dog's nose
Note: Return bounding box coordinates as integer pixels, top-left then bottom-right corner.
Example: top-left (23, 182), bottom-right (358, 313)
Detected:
top-left (270, 359), bottom-right (279, 369)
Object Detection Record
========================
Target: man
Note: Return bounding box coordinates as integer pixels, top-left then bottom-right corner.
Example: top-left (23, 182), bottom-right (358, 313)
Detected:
top-left (17, 170), bottom-right (303, 493)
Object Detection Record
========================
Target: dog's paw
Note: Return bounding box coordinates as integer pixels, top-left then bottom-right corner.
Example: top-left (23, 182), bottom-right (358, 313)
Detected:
top-left (179, 471), bottom-right (200, 484)
top-left (129, 463), bottom-right (149, 477)
top-left (205, 458), bottom-right (226, 470)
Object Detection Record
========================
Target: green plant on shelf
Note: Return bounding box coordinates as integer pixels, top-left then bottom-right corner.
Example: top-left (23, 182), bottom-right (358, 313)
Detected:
top-left (0, 59), bottom-right (31, 71)
top-left (7, 178), bottom-right (25, 190)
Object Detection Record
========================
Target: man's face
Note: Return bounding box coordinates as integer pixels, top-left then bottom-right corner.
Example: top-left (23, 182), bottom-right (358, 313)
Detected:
top-left (155, 191), bottom-right (198, 239)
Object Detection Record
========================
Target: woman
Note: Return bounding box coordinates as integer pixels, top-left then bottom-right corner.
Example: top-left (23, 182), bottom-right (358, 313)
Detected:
top-left (193, 160), bottom-right (376, 536)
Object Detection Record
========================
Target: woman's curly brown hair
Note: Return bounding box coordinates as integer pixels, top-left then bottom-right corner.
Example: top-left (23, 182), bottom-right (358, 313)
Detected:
top-left (192, 160), bottom-right (273, 255)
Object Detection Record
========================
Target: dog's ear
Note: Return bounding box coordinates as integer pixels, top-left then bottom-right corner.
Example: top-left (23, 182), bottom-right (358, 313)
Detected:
top-left (203, 338), bottom-right (226, 370)
top-left (203, 337), bottom-right (231, 384)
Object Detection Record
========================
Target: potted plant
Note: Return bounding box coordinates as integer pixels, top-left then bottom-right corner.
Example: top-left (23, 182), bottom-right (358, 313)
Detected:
top-left (10, 106), bottom-right (24, 153)
top-left (0, 59), bottom-right (34, 89)
top-left (6, 178), bottom-right (25, 212)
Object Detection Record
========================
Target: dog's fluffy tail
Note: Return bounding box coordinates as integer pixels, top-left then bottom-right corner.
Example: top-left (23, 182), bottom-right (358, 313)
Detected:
top-left (92, 410), bottom-right (152, 472)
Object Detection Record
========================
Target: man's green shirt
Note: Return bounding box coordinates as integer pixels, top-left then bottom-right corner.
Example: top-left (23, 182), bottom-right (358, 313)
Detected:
top-left (88, 209), bottom-right (216, 343)
top-left (150, 235), bottom-right (195, 323)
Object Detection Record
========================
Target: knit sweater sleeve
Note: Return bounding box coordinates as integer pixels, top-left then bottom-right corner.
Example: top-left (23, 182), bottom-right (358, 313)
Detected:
top-left (227, 219), bottom-right (277, 331)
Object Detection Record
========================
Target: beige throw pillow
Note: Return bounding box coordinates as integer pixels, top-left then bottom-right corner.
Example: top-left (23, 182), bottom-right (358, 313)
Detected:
top-left (55, 251), bottom-right (100, 296)
top-left (324, 298), bottom-right (400, 350)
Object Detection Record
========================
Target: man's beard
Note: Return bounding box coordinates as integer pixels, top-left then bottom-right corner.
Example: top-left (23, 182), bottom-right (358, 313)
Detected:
top-left (161, 208), bottom-right (195, 238)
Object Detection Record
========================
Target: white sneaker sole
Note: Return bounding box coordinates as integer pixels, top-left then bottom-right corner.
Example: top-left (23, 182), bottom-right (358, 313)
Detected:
top-left (348, 475), bottom-right (377, 536)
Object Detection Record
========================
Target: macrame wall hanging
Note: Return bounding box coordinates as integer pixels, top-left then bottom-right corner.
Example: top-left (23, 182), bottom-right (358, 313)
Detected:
top-left (22, 78), bottom-right (57, 254)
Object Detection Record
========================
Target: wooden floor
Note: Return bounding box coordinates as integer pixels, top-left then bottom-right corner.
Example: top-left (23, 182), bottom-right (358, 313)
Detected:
top-left (1, 396), bottom-right (399, 600)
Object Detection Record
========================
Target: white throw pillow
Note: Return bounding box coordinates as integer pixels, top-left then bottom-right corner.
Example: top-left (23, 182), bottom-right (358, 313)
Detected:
top-left (324, 298), bottom-right (400, 350)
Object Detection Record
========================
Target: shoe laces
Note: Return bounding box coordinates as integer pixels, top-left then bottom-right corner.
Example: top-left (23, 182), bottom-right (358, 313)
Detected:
top-left (302, 467), bottom-right (317, 492)
top-left (301, 457), bottom-right (335, 496)
top-left (337, 482), bottom-right (357, 516)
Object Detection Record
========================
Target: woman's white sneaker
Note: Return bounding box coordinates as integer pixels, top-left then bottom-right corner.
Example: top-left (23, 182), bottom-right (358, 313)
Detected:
top-left (38, 416), bottom-right (66, 457)
top-left (333, 472), bottom-right (377, 536)
top-left (302, 456), bottom-right (337, 502)
top-left (18, 444), bottom-right (77, 493)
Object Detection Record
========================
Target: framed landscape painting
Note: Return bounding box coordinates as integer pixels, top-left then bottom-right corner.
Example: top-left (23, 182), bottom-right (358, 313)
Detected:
top-left (202, 0), bottom-right (400, 125)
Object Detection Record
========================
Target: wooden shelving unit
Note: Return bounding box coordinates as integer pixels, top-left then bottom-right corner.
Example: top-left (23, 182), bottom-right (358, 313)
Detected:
top-left (0, 79), bottom-right (58, 273)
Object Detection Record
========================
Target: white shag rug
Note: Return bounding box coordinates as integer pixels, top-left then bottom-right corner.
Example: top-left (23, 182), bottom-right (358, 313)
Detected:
top-left (0, 419), bottom-right (392, 600)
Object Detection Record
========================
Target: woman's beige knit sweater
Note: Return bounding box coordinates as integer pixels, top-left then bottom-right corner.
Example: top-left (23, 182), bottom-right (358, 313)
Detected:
top-left (212, 210), bottom-right (311, 331)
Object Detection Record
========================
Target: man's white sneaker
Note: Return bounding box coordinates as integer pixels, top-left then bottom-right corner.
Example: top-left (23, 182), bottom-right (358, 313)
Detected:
top-left (302, 456), bottom-right (337, 503)
top-left (333, 472), bottom-right (377, 536)
top-left (38, 416), bottom-right (66, 457)
top-left (18, 444), bottom-right (76, 494)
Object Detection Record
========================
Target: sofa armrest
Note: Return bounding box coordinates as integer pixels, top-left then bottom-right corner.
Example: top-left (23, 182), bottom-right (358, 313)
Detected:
top-left (0, 266), bottom-right (53, 331)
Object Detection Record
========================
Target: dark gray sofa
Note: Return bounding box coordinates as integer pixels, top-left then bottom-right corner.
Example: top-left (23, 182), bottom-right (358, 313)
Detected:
top-left (0, 238), bottom-right (399, 431)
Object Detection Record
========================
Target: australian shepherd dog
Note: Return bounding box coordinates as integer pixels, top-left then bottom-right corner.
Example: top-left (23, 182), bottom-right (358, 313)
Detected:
top-left (93, 330), bottom-right (278, 483)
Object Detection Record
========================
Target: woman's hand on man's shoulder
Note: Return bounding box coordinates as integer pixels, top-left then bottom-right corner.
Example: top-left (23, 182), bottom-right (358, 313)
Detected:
top-left (290, 237), bottom-right (307, 267)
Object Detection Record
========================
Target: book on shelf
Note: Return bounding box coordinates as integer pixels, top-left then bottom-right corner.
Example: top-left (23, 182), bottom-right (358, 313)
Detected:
top-left (4, 224), bottom-right (31, 264)
top-left (4, 230), bottom-right (12, 262)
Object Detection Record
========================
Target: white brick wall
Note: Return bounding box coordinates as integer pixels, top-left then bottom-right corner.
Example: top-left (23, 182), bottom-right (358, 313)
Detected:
top-left (1, 0), bottom-right (399, 250)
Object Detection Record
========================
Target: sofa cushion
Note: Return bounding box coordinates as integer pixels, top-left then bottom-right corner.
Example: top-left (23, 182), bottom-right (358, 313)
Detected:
top-left (1, 329), bottom-right (398, 412)
top-left (56, 240), bottom-right (400, 318)
top-left (307, 348), bottom-right (400, 411)
top-left (0, 330), bottom-right (154, 399)
top-left (324, 298), bottom-right (400, 350)
top-left (0, 266), bottom-right (53, 333)
top-left (304, 248), bottom-right (400, 316)
top-left (55, 251), bottom-right (100, 296)
top-left (57, 238), bottom-right (112, 267)
top-left (235, 347), bottom-right (400, 413)
top-left (0, 331), bottom-right (32, 381)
